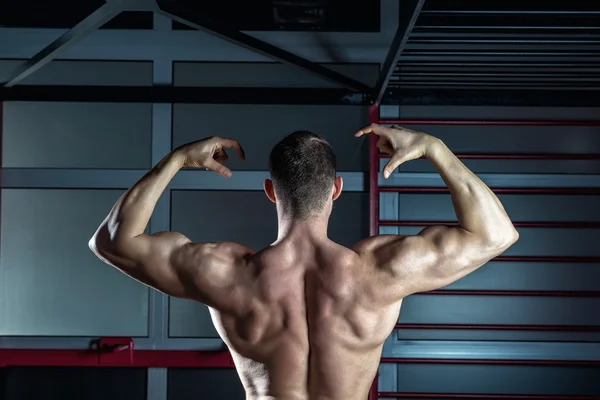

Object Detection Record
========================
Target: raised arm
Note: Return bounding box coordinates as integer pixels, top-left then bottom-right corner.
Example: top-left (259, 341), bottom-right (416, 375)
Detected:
top-left (89, 136), bottom-right (251, 310)
top-left (354, 124), bottom-right (519, 298)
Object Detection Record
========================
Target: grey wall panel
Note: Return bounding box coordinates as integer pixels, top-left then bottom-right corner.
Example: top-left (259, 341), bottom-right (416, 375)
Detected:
top-left (2, 102), bottom-right (152, 169)
top-left (0, 60), bottom-right (153, 85)
top-left (397, 226), bottom-right (600, 257)
top-left (0, 189), bottom-right (149, 336)
top-left (173, 62), bottom-right (379, 88)
top-left (172, 104), bottom-right (370, 171)
top-left (168, 190), bottom-right (368, 337)
top-left (168, 369), bottom-right (244, 400)
top-left (395, 364), bottom-right (600, 395)
top-left (398, 295), bottom-right (600, 326)
top-left (393, 194), bottom-right (600, 222)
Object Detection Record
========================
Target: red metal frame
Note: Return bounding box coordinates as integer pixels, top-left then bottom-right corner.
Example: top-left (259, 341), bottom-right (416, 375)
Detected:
top-left (395, 323), bottom-right (600, 332)
top-left (378, 187), bottom-right (600, 195)
top-left (379, 220), bottom-right (600, 228)
top-left (374, 119), bottom-right (600, 126)
top-left (379, 153), bottom-right (600, 160)
top-left (368, 107), bottom-right (600, 398)
top-left (378, 394), bottom-right (599, 399)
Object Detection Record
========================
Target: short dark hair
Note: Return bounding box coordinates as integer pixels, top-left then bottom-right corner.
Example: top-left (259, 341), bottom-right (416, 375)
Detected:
top-left (269, 131), bottom-right (337, 220)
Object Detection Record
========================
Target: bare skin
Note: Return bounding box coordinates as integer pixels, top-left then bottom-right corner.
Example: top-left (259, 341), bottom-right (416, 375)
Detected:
top-left (90, 126), bottom-right (519, 400)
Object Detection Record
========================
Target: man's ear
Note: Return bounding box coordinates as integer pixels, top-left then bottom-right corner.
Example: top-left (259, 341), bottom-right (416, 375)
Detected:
top-left (332, 176), bottom-right (343, 201)
top-left (264, 179), bottom-right (277, 203)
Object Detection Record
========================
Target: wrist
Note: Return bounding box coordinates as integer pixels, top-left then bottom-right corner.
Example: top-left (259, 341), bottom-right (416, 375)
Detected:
top-left (168, 149), bottom-right (187, 168)
top-left (424, 136), bottom-right (445, 159)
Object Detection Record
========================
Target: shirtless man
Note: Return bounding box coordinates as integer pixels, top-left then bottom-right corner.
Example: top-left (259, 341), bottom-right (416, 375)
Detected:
top-left (89, 124), bottom-right (519, 400)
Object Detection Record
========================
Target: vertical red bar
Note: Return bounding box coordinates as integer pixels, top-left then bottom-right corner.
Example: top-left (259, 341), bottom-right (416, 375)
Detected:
top-left (368, 106), bottom-right (380, 399)
top-left (369, 105), bottom-right (380, 236)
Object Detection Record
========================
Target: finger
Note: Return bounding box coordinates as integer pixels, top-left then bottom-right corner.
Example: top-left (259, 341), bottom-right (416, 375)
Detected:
top-left (354, 123), bottom-right (388, 137)
top-left (216, 138), bottom-right (246, 161)
top-left (382, 152), bottom-right (408, 179)
top-left (204, 157), bottom-right (233, 178)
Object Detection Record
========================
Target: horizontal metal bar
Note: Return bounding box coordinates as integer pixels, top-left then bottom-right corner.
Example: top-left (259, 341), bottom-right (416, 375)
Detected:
top-left (380, 172), bottom-right (600, 189)
top-left (387, 82), bottom-right (600, 89)
top-left (387, 82), bottom-right (600, 88)
top-left (1, 169), bottom-right (366, 192)
top-left (402, 50), bottom-right (600, 56)
top-left (396, 72), bottom-right (600, 79)
top-left (398, 61), bottom-right (600, 68)
top-left (420, 290), bottom-right (600, 296)
top-left (4, 350), bottom-right (599, 368)
top-left (395, 324), bottom-right (600, 332)
top-left (0, 349), bottom-right (234, 368)
top-left (415, 25), bottom-right (600, 31)
top-left (408, 38), bottom-right (600, 44)
top-left (421, 10), bottom-right (600, 15)
top-left (379, 393), bottom-right (598, 400)
top-left (0, 85), bottom-right (369, 105)
top-left (378, 153), bottom-right (600, 160)
top-left (156, 0), bottom-right (371, 93)
top-left (0, 336), bottom-right (224, 350)
top-left (3, 3), bottom-right (121, 87)
top-left (378, 187), bottom-right (600, 195)
top-left (379, 220), bottom-right (600, 228)
top-left (382, 87), bottom-right (600, 106)
top-left (380, 358), bottom-right (600, 366)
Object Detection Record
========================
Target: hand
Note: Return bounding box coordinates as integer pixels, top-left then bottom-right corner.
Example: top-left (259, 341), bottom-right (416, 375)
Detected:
top-left (354, 123), bottom-right (435, 178)
top-left (175, 136), bottom-right (246, 178)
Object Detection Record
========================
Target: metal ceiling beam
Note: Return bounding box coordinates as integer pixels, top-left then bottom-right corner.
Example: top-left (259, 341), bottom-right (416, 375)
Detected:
top-left (0, 85), bottom-right (369, 105)
top-left (2, 2), bottom-right (123, 87)
top-left (373, 0), bottom-right (426, 105)
top-left (155, 0), bottom-right (371, 93)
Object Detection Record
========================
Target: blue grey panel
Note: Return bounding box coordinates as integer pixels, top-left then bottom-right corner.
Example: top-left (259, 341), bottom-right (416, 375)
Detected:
top-left (398, 295), bottom-right (600, 326)
top-left (173, 62), bottom-right (378, 88)
top-left (395, 364), bottom-right (600, 395)
top-left (0, 60), bottom-right (153, 85)
top-left (168, 190), bottom-right (368, 337)
top-left (397, 226), bottom-right (600, 257)
top-left (172, 104), bottom-right (370, 171)
top-left (395, 194), bottom-right (600, 222)
top-left (2, 102), bottom-right (152, 168)
top-left (0, 189), bottom-right (149, 336)
top-left (169, 190), bottom-right (276, 338)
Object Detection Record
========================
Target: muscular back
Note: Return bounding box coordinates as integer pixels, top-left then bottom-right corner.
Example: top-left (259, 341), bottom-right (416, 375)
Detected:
top-left (208, 239), bottom-right (401, 400)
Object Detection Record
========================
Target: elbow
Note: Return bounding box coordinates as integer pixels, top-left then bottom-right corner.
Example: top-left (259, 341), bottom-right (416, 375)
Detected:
top-left (489, 227), bottom-right (519, 251)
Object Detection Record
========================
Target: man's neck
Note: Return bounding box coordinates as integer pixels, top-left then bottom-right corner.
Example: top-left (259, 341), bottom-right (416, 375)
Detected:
top-left (276, 215), bottom-right (329, 243)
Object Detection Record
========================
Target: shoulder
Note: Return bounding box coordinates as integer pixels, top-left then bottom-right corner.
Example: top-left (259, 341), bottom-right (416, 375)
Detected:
top-left (352, 234), bottom-right (428, 272)
top-left (178, 241), bottom-right (254, 269)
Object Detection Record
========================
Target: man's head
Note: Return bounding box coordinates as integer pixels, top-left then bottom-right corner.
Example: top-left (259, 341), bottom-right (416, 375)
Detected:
top-left (265, 131), bottom-right (343, 220)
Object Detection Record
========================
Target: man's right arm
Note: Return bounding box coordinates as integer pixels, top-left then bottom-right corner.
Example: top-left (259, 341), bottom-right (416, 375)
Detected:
top-left (354, 124), bottom-right (519, 298)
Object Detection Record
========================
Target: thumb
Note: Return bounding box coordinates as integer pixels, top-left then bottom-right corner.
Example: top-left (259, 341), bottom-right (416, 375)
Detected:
top-left (204, 158), bottom-right (232, 178)
top-left (382, 152), bottom-right (407, 179)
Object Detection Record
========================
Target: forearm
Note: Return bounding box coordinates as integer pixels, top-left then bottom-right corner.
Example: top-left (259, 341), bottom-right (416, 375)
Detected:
top-left (426, 139), bottom-right (518, 243)
top-left (96, 151), bottom-right (184, 244)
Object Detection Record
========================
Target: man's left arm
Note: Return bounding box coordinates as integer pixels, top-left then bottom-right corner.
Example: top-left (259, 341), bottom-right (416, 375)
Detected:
top-left (89, 137), bottom-right (249, 309)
